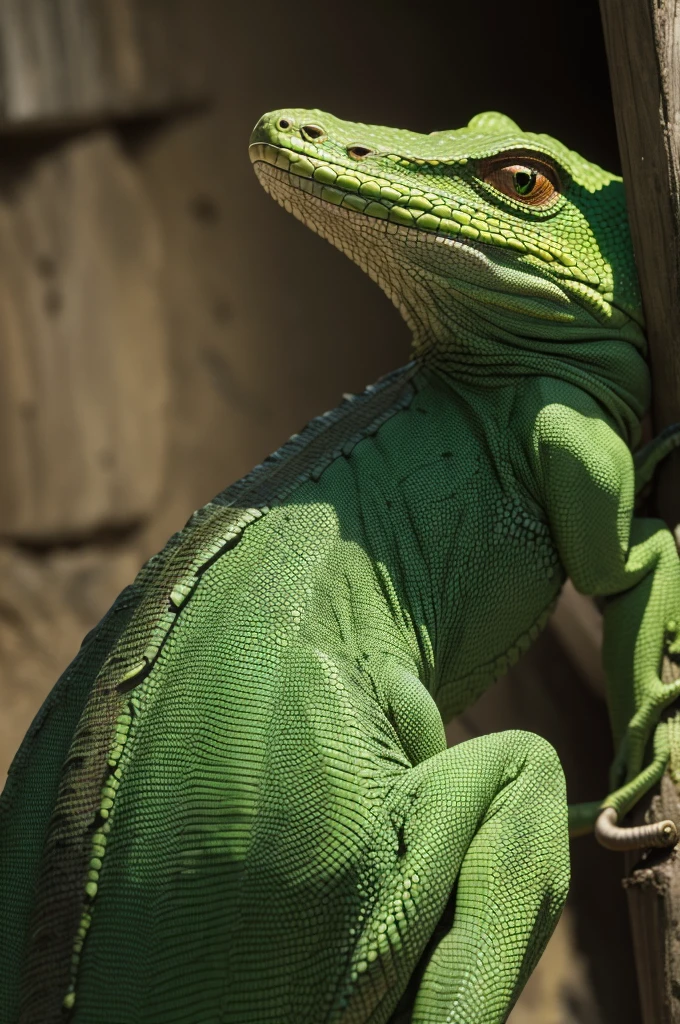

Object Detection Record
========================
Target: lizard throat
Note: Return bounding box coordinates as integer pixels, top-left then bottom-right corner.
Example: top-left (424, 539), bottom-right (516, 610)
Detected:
top-left (253, 158), bottom-right (450, 341)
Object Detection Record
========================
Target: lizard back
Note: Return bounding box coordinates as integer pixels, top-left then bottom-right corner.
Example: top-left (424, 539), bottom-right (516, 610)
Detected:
top-left (1, 363), bottom-right (416, 1023)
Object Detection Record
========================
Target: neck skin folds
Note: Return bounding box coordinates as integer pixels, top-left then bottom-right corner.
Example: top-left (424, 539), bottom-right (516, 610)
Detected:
top-left (257, 164), bottom-right (648, 444)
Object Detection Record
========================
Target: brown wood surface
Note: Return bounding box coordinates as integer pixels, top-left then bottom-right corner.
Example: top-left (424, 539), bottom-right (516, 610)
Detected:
top-left (0, 0), bottom-right (205, 130)
top-left (599, 0), bottom-right (680, 484)
top-left (0, 130), bottom-right (169, 541)
top-left (599, 2), bottom-right (680, 1020)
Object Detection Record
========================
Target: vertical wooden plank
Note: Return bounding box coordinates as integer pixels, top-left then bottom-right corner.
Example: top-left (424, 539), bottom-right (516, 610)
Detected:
top-left (599, 3), bottom-right (680, 1020)
top-left (599, 1), bottom-right (680, 469)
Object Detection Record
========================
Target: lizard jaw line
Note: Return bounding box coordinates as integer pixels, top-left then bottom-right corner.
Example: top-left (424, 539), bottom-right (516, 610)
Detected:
top-left (250, 142), bottom-right (490, 248)
top-left (252, 159), bottom-right (485, 257)
top-left (255, 162), bottom-right (606, 338)
top-left (253, 160), bottom-right (474, 341)
top-left (254, 159), bottom-right (619, 329)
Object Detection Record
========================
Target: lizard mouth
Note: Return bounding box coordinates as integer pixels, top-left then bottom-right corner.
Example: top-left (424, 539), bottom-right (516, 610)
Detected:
top-left (250, 142), bottom-right (584, 275)
top-left (249, 141), bottom-right (479, 241)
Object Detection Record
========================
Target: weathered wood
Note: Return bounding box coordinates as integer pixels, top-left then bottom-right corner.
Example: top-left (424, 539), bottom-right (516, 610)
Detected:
top-left (599, 3), bottom-right (680, 1020)
top-left (0, 0), bottom-right (205, 130)
top-left (599, 0), bottom-right (680, 510)
top-left (623, 777), bottom-right (680, 1024)
top-left (0, 130), bottom-right (168, 541)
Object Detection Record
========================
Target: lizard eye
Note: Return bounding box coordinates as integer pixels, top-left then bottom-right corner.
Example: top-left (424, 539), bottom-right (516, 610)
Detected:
top-left (480, 158), bottom-right (559, 207)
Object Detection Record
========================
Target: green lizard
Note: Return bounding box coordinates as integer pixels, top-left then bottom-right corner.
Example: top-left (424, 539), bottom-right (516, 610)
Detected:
top-left (2, 107), bottom-right (680, 1024)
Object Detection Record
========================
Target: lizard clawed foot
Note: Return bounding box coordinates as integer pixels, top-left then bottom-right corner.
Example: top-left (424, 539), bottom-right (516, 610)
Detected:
top-left (609, 677), bottom-right (680, 790)
top-left (595, 806), bottom-right (678, 850)
top-left (570, 721), bottom-right (679, 847)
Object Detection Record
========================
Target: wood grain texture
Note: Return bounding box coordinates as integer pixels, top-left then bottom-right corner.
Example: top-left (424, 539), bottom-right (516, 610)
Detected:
top-left (599, 0), bottom-right (680, 478)
top-left (0, 0), bottom-right (205, 129)
top-left (0, 131), bottom-right (168, 541)
top-left (623, 777), bottom-right (680, 1024)
top-left (599, 3), bottom-right (680, 1020)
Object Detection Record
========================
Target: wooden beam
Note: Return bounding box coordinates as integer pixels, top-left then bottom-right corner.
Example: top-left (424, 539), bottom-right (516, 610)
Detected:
top-left (0, 0), bottom-right (206, 131)
top-left (599, 2), bottom-right (680, 1020)
top-left (598, 1), bottom-right (680, 473)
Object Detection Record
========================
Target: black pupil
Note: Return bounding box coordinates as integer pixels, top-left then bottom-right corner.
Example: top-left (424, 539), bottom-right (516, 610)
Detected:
top-left (349, 146), bottom-right (371, 158)
top-left (514, 169), bottom-right (536, 195)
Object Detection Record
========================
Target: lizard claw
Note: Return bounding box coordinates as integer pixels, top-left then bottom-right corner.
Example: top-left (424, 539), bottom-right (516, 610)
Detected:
top-left (610, 679), bottom-right (680, 789)
top-left (595, 806), bottom-right (678, 850)
top-left (575, 721), bottom-right (673, 845)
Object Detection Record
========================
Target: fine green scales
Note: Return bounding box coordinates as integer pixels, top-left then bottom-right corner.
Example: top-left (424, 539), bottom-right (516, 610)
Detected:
top-left (2, 109), bottom-right (680, 1023)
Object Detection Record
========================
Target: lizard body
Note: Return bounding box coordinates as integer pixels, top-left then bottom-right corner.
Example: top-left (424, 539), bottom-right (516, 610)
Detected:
top-left (1, 108), bottom-right (679, 1023)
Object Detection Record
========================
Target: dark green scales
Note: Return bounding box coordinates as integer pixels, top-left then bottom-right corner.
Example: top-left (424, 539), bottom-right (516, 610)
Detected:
top-left (2, 108), bottom-right (680, 1023)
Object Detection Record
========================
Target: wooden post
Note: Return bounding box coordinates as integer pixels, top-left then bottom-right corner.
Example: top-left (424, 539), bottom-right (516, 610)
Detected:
top-left (598, 3), bottom-right (680, 1020)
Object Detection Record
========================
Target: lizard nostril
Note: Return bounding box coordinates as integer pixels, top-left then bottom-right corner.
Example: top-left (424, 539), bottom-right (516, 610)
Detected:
top-left (277, 118), bottom-right (292, 131)
top-left (348, 145), bottom-right (372, 160)
top-left (301, 124), bottom-right (326, 141)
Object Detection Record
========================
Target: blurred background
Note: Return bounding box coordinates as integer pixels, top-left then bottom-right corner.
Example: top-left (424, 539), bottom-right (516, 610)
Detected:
top-left (0, 1), bottom-right (636, 1020)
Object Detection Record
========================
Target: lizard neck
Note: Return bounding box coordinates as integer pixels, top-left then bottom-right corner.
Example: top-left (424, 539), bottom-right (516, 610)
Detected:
top-left (401, 260), bottom-right (650, 449)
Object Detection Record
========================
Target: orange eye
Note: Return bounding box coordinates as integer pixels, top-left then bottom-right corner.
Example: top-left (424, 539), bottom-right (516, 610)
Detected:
top-left (480, 159), bottom-right (559, 206)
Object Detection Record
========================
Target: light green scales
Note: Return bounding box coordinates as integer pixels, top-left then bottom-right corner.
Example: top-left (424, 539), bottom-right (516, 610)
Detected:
top-left (2, 108), bottom-right (680, 1023)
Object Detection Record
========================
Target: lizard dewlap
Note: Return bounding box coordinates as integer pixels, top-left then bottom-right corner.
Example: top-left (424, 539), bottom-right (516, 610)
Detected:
top-left (1, 108), bottom-right (679, 1024)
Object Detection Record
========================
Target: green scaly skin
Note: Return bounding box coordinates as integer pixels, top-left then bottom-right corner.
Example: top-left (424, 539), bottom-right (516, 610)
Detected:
top-left (1, 108), bottom-right (679, 1023)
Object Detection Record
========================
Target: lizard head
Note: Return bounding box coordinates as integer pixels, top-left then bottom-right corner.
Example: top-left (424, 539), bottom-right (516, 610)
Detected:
top-left (250, 108), bottom-right (648, 432)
